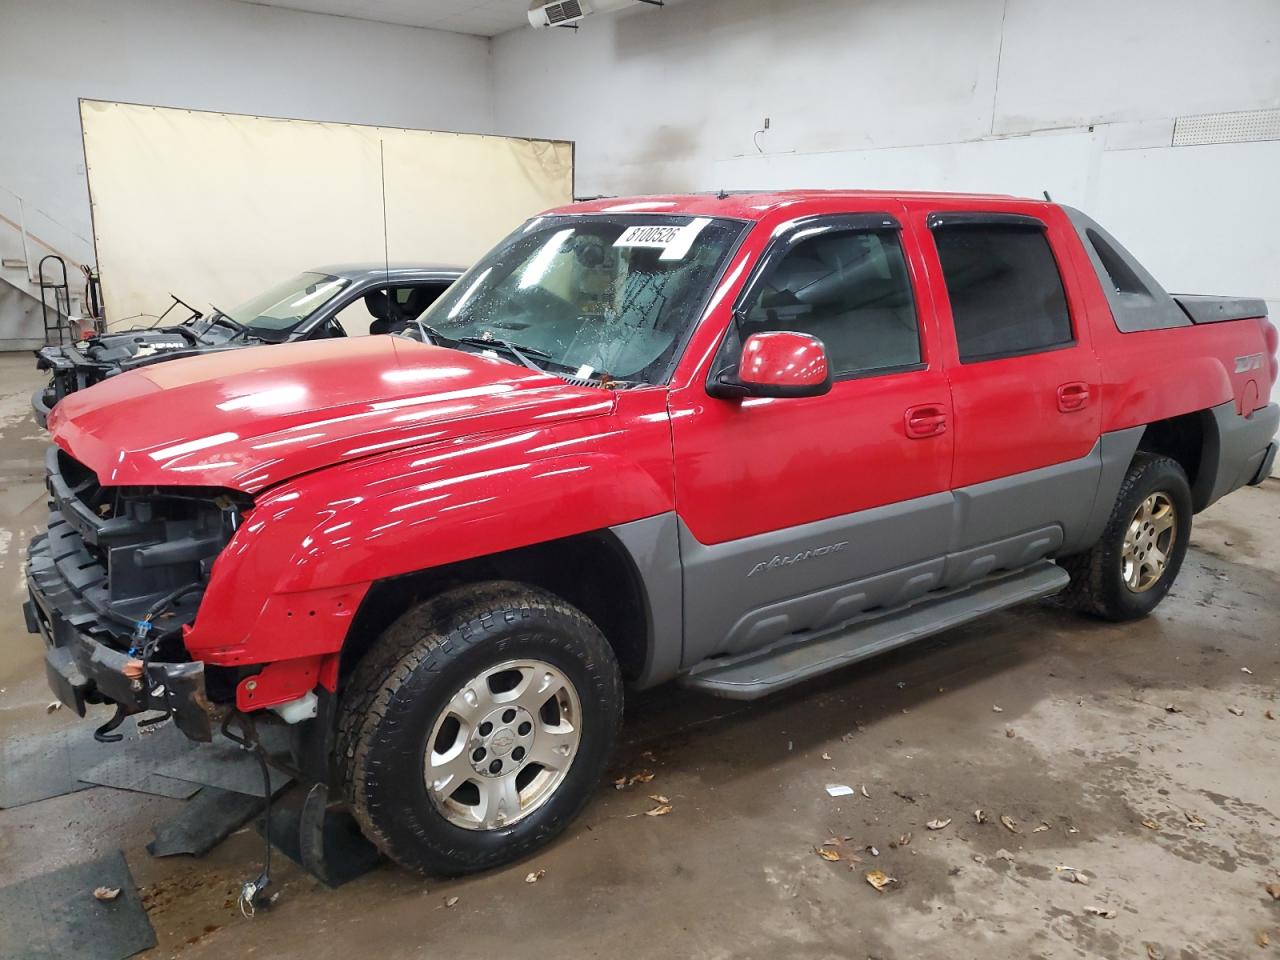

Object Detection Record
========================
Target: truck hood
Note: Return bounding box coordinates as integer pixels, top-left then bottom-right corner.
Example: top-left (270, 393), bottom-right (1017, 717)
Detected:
top-left (48, 336), bottom-right (615, 493)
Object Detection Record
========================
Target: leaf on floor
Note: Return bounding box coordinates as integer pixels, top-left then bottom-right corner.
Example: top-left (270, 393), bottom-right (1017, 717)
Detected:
top-left (815, 846), bottom-right (841, 862)
top-left (1145, 944), bottom-right (1165, 960)
top-left (1141, 817), bottom-right (1161, 831)
top-left (92, 886), bottom-right (120, 901)
top-left (524, 870), bottom-right (545, 883)
top-left (821, 752), bottom-right (832, 761)
top-left (1256, 931), bottom-right (1271, 948)
top-left (974, 809), bottom-right (988, 824)
top-left (1000, 815), bottom-right (1020, 834)
top-left (444, 896), bottom-right (459, 908)
top-left (614, 770), bottom-right (656, 789)
top-left (1228, 706), bottom-right (1245, 717)
top-left (1033, 822), bottom-right (1051, 833)
top-left (1164, 704), bottom-right (1182, 714)
top-left (1265, 882), bottom-right (1280, 900)
top-left (645, 804), bottom-right (673, 817)
top-left (648, 794), bottom-right (669, 804)
top-left (992, 705), bottom-right (1004, 713)
top-left (1184, 811), bottom-right (1207, 830)
top-left (1085, 906), bottom-right (1117, 919)
top-left (865, 870), bottom-right (896, 892)
top-left (926, 818), bottom-right (951, 831)
top-left (860, 784), bottom-right (871, 799)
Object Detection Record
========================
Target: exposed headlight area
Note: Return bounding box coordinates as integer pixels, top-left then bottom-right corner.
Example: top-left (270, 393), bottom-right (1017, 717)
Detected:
top-left (35, 446), bottom-right (251, 655)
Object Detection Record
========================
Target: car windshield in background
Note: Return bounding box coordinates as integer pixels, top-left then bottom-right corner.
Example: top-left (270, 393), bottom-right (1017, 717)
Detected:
top-left (419, 215), bottom-right (746, 384)
top-left (223, 272), bottom-right (350, 338)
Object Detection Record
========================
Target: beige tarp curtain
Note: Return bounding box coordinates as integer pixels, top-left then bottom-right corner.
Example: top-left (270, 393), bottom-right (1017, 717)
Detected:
top-left (79, 100), bottom-right (574, 327)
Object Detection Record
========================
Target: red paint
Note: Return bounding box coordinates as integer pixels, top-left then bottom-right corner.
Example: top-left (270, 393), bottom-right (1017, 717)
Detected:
top-left (738, 332), bottom-right (831, 395)
top-left (48, 191), bottom-right (1276, 711)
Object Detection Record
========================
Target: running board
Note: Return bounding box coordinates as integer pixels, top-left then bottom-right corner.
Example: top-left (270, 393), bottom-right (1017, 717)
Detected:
top-left (680, 561), bottom-right (1069, 700)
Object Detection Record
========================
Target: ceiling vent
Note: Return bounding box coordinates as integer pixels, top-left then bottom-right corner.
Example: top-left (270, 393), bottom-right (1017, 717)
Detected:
top-left (528, 0), bottom-right (662, 30)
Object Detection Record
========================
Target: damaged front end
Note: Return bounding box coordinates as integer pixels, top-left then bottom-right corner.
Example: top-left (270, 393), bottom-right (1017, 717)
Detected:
top-left (23, 446), bottom-right (251, 741)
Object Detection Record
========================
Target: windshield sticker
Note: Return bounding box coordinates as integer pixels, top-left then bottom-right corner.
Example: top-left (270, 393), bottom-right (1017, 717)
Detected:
top-left (614, 218), bottom-right (711, 261)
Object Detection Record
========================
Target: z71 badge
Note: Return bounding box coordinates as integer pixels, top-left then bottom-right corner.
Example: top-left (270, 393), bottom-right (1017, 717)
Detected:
top-left (1235, 353), bottom-right (1265, 373)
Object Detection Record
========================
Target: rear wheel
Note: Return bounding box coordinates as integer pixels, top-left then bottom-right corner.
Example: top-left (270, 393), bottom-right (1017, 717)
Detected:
top-left (337, 581), bottom-right (622, 876)
top-left (1059, 453), bottom-right (1192, 621)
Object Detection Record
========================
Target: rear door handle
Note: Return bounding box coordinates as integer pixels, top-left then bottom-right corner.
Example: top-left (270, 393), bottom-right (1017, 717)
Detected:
top-left (905, 404), bottom-right (947, 439)
top-left (1057, 381), bottom-right (1091, 412)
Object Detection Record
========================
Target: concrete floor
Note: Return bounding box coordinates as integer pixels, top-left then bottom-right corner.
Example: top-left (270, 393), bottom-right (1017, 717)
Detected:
top-left (1, 351), bottom-right (1277, 959)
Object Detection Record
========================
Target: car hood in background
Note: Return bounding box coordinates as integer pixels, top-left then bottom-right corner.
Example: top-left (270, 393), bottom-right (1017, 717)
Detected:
top-left (48, 336), bottom-right (614, 493)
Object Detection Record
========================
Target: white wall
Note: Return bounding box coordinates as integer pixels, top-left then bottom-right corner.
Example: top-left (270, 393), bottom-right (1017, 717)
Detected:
top-left (0, 0), bottom-right (495, 267)
top-left (494, 0), bottom-right (1280, 337)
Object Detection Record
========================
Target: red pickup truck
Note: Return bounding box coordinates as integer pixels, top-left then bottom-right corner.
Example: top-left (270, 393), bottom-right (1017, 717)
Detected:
top-left (25, 191), bottom-right (1278, 878)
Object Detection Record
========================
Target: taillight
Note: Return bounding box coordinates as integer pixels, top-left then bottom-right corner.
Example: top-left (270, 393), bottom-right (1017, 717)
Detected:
top-left (1265, 318), bottom-right (1279, 390)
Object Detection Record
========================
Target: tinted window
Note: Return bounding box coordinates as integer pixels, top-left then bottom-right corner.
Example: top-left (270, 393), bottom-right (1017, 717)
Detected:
top-left (933, 224), bottom-right (1072, 362)
top-left (739, 228), bottom-right (920, 376)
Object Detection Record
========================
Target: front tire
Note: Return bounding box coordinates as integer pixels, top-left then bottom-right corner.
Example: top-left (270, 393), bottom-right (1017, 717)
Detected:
top-left (337, 582), bottom-right (622, 876)
top-left (1059, 453), bottom-right (1192, 621)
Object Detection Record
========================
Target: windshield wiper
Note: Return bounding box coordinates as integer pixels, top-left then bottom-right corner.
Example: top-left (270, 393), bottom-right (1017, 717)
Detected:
top-left (455, 335), bottom-right (551, 373)
top-left (207, 306), bottom-right (250, 335)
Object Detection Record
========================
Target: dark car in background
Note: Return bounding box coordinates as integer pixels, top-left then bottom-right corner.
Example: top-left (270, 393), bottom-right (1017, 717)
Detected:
top-left (32, 263), bottom-right (463, 426)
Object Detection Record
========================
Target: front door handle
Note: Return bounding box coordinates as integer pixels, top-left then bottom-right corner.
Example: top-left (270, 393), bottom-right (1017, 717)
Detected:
top-left (1057, 381), bottom-right (1091, 413)
top-left (905, 404), bottom-right (947, 439)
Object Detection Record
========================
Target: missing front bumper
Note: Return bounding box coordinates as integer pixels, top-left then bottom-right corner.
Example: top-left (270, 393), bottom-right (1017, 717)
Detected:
top-left (25, 535), bottom-right (221, 742)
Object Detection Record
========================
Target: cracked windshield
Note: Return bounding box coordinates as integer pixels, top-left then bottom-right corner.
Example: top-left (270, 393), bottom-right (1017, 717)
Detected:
top-left (418, 215), bottom-right (746, 383)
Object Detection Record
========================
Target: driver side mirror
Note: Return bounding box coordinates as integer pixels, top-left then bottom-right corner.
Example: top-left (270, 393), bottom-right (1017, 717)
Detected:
top-left (710, 331), bottom-right (832, 399)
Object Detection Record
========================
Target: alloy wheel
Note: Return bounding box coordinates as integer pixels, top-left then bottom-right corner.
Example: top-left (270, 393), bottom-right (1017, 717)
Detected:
top-left (1122, 492), bottom-right (1177, 593)
top-left (425, 659), bottom-right (582, 831)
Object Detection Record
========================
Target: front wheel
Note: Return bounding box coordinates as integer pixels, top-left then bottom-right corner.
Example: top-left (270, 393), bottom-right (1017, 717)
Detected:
top-left (1058, 453), bottom-right (1192, 621)
top-left (337, 582), bottom-right (622, 876)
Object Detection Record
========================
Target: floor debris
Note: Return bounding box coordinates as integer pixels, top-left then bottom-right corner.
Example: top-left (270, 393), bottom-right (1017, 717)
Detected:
top-left (0, 850), bottom-right (155, 960)
top-left (864, 870), bottom-right (896, 892)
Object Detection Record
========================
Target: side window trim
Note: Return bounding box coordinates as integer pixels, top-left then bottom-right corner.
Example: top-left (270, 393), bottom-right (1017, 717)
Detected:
top-left (716, 213), bottom-right (924, 384)
top-left (732, 213), bottom-right (902, 317)
top-left (927, 212), bottom-right (1078, 365)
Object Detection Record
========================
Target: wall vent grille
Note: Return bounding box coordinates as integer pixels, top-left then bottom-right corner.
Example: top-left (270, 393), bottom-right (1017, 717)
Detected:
top-left (1172, 108), bottom-right (1280, 146)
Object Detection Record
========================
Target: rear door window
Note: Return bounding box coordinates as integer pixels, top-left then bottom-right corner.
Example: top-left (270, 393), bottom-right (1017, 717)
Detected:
top-left (932, 221), bottom-right (1072, 363)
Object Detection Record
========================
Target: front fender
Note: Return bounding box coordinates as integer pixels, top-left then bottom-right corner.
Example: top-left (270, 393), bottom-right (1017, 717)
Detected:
top-left (184, 391), bottom-right (675, 666)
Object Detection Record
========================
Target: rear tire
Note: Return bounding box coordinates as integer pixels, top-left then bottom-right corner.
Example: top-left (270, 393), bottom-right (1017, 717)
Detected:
top-left (336, 581), bottom-right (622, 876)
top-left (1058, 453), bottom-right (1192, 622)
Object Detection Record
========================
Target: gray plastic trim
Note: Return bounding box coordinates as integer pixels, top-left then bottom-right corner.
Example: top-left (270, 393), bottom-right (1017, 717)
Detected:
top-left (1062, 206), bottom-right (1190, 333)
top-left (1201, 400), bottom-right (1280, 508)
top-left (681, 561), bottom-right (1069, 699)
top-left (676, 439), bottom-right (1110, 667)
top-left (1075, 426), bottom-right (1146, 550)
top-left (678, 493), bottom-right (954, 666)
top-left (607, 513), bottom-right (685, 689)
top-left (1172, 295), bottom-right (1268, 324)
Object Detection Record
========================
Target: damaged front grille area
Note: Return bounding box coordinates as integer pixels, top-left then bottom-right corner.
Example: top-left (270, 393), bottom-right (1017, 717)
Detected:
top-left (42, 446), bottom-right (250, 653)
